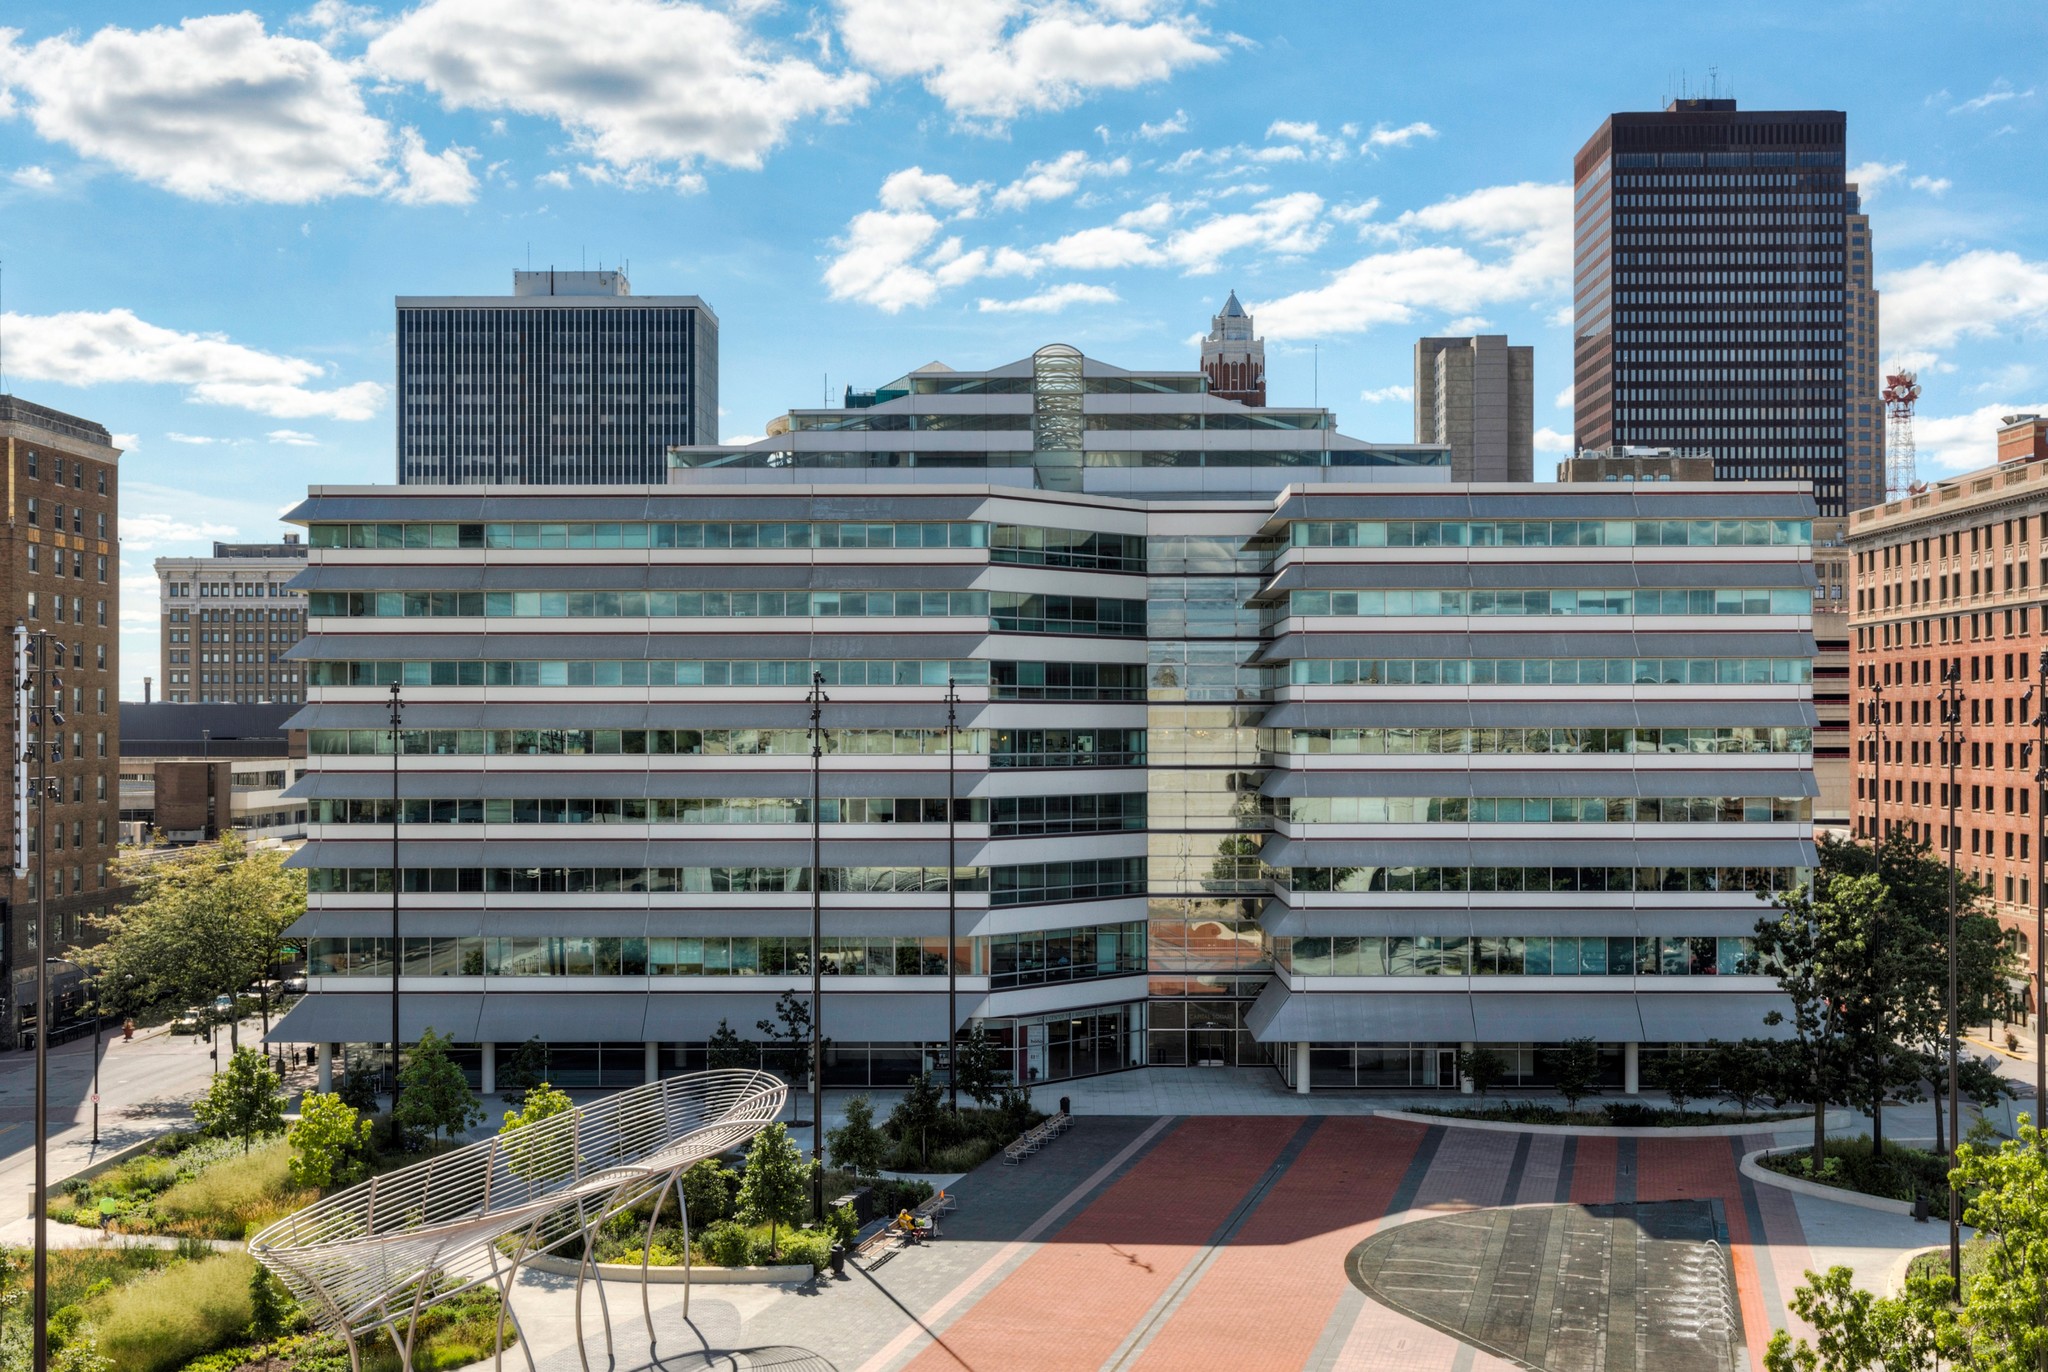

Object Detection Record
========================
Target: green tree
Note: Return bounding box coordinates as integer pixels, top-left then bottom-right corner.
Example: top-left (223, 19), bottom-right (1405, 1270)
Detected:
top-left (85, 833), bottom-right (304, 1052)
top-left (392, 1027), bottom-right (483, 1147)
top-left (1542, 1037), bottom-right (1602, 1113)
top-left (1764, 1116), bottom-right (2048, 1372)
top-left (337, 1056), bottom-right (381, 1116)
top-left (756, 991), bottom-right (827, 1086)
top-left (887, 1073), bottom-right (946, 1167)
top-left (707, 1019), bottom-right (754, 1071)
top-left (497, 1037), bottom-right (548, 1110)
top-left (248, 1266), bottom-right (292, 1341)
top-left (1455, 1046), bottom-right (1509, 1100)
top-left (951, 1026), bottom-right (1012, 1109)
top-left (1647, 1048), bottom-right (1718, 1114)
top-left (680, 1159), bottom-right (733, 1228)
top-left (193, 1046), bottom-right (287, 1153)
top-left (827, 1094), bottom-right (888, 1177)
top-left (1711, 1039), bottom-right (1785, 1120)
top-left (287, 1091), bottom-right (373, 1190)
top-left (736, 1123), bottom-right (809, 1260)
top-left (499, 1081), bottom-right (575, 1184)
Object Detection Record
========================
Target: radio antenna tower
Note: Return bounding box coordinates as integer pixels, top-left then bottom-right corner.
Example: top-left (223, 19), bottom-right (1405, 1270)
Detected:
top-left (1883, 370), bottom-right (1921, 498)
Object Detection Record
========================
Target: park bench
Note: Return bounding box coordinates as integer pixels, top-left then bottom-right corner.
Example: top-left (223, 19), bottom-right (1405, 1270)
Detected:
top-left (1000, 1111), bottom-right (1070, 1165)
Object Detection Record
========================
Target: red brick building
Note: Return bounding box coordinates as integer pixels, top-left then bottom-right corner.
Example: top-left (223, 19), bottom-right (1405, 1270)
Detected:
top-left (1849, 452), bottom-right (2048, 1004)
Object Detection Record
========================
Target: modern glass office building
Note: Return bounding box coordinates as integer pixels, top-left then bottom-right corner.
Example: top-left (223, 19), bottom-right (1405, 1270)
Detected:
top-left (275, 346), bottom-right (1809, 1093)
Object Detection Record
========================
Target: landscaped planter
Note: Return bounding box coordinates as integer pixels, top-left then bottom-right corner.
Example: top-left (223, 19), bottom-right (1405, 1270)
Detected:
top-left (1739, 1143), bottom-right (1937, 1216)
top-left (1378, 1107), bottom-right (1857, 1139)
top-left (525, 1253), bottom-right (814, 1284)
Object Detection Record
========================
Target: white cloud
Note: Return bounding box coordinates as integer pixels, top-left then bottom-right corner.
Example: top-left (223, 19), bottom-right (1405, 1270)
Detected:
top-left (1252, 182), bottom-right (1570, 339)
top-left (880, 167), bottom-right (985, 216)
top-left (1553, 385), bottom-right (1573, 409)
top-left (976, 283), bottom-right (1119, 313)
top-left (992, 150), bottom-right (1129, 211)
top-left (835, 0), bottom-right (1222, 123)
top-left (388, 128), bottom-right (479, 205)
top-left (1263, 119), bottom-right (1348, 161)
top-left (1534, 426), bottom-right (1573, 454)
top-left (1358, 384), bottom-right (1413, 404)
top-left (9, 165), bottom-right (54, 190)
top-left (121, 511), bottom-right (238, 550)
top-left (292, 0), bottom-right (392, 43)
top-left (1916, 401), bottom-right (2048, 474)
top-left (1036, 225), bottom-right (1160, 269)
top-left (1138, 109), bottom-right (1187, 139)
top-left (1163, 191), bottom-right (1326, 274)
top-left (1883, 249), bottom-right (2048, 354)
top-left (1848, 160), bottom-right (1906, 195)
top-left (1950, 79), bottom-right (2033, 115)
top-left (1909, 174), bottom-right (1952, 196)
top-left (0, 14), bottom-right (470, 204)
top-left (1362, 120), bottom-right (1437, 152)
top-left (369, 0), bottom-right (872, 176)
top-left (1442, 315), bottom-right (1491, 334)
top-left (1116, 199), bottom-right (1175, 231)
top-left (267, 429), bottom-right (319, 446)
top-left (823, 207), bottom-right (948, 312)
top-left (1546, 305), bottom-right (1572, 327)
top-left (1, 308), bottom-right (386, 419)
top-left (111, 433), bottom-right (138, 451)
top-left (166, 432), bottom-right (230, 445)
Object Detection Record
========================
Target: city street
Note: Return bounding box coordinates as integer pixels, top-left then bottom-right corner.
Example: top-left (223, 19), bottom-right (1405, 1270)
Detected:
top-left (0, 1013), bottom-right (303, 1238)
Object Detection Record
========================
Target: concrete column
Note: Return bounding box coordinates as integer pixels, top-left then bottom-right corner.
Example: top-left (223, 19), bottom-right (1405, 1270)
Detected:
top-left (1624, 1041), bottom-right (1640, 1095)
top-left (480, 1041), bottom-right (496, 1096)
top-left (1294, 1041), bottom-right (1311, 1094)
top-left (1459, 1041), bottom-right (1475, 1094)
top-left (316, 1041), bottom-right (333, 1093)
top-left (645, 1040), bottom-right (660, 1085)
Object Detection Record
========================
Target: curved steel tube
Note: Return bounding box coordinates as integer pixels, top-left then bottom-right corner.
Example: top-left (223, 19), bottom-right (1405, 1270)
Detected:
top-left (251, 1069), bottom-right (787, 1368)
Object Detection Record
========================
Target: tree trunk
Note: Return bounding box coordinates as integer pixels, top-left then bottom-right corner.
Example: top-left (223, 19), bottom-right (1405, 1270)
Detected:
top-left (1930, 1067), bottom-right (1946, 1159)
top-left (1870, 1042), bottom-right (1885, 1159)
top-left (1812, 1037), bottom-right (1827, 1174)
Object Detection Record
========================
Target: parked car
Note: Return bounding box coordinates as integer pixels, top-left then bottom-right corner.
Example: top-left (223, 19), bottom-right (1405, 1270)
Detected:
top-left (171, 1007), bottom-right (206, 1034)
top-left (282, 974), bottom-right (307, 994)
top-left (212, 993), bottom-right (235, 1016)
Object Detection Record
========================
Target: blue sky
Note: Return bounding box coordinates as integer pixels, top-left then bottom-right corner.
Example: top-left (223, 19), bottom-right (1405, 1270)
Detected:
top-left (0, 0), bottom-right (2044, 697)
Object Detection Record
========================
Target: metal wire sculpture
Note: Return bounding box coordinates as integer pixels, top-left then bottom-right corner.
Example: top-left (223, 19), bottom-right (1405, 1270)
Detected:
top-left (250, 1069), bottom-right (788, 1372)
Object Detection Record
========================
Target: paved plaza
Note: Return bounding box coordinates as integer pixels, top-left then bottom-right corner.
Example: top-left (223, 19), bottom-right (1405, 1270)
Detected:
top-left (468, 1092), bottom-right (1958, 1372)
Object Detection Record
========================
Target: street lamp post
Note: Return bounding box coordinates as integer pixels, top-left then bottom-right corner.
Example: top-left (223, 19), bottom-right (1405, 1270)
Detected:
top-left (945, 677), bottom-right (959, 1114)
top-left (17, 624), bottom-right (58, 1372)
top-left (806, 670), bottom-right (827, 1221)
top-left (1867, 678), bottom-right (1885, 843)
top-left (2025, 652), bottom-right (2048, 1120)
top-left (387, 682), bottom-right (403, 1148)
top-left (1938, 661), bottom-right (1964, 1288)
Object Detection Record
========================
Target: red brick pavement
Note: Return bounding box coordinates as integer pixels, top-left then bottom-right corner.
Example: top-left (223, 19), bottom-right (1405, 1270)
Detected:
top-left (1127, 1117), bottom-right (1429, 1372)
top-left (1568, 1135), bottom-right (1617, 1203)
top-left (897, 1115), bottom-right (1299, 1372)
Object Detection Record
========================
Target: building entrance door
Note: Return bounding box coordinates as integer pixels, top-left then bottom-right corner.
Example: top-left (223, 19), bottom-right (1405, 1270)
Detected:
top-left (1192, 1029), bottom-right (1230, 1067)
top-left (1436, 1048), bottom-right (1459, 1089)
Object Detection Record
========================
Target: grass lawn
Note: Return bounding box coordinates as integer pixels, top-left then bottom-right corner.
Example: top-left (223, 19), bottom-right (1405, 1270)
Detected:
top-left (54, 1136), bottom-right (317, 1240)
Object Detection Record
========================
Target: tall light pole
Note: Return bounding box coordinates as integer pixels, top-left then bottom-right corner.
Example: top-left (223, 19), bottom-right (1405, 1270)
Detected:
top-left (1938, 661), bottom-right (1963, 1288)
top-left (2025, 652), bottom-right (2048, 1121)
top-left (806, 670), bottom-right (827, 1222)
top-left (387, 681), bottom-right (403, 1147)
top-left (16, 624), bottom-right (57, 1372)
top-left (945, 676), bottom-right (959, 1113)
top-left (1867, 677), bottom-right (1885, 843)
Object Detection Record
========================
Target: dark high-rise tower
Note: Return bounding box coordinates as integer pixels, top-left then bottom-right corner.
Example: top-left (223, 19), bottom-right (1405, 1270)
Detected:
top-left (1573, 99), bottom-right (1872, 514)
top-left (395, 270), bottom-right (718, 485)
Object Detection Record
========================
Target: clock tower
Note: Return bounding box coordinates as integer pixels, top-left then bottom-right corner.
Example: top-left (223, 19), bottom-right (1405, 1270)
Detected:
top-left (1200, 290), bottom-right (1266, 406)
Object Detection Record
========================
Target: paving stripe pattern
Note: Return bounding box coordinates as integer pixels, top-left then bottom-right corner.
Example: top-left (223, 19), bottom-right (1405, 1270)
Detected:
top-left (1569, 1136), bottom-right (1618, 1203)
top-left (1635, 1136), bottom-right (1775, 1372)
top-left (1124, 1116), bottom-right (1427, 1372)
top-left (896, 1115), bottom-right (1300, 1372)
top-left (1734, 1132), bottom-right (1813, 1352)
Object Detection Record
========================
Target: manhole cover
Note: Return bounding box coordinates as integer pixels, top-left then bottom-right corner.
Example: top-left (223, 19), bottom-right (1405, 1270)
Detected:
top-left (1346, 1201), bottom-right (1743, 1372)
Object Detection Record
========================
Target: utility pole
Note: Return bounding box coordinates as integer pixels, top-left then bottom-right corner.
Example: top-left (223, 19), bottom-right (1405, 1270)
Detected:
top-left (1867, 677), bottom-right (1884, 843)
top-left (387, 681), bottom-right (403, 1147)
top-left (945, 676), bottom-right (959, 1113)
top-left (2025, 653), bottom-right (2048, 1119)
top-left (1938, 661), bottom-right (1963, 1288)
top-left (806, 670), bottom-right (827, 1222)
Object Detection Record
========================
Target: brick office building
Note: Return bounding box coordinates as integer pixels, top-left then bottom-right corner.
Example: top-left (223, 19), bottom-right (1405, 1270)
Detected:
top-left (0, 397), bottom-right (123, 1046)
top-left (1849, 433), bottom-right (2048, 1003)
